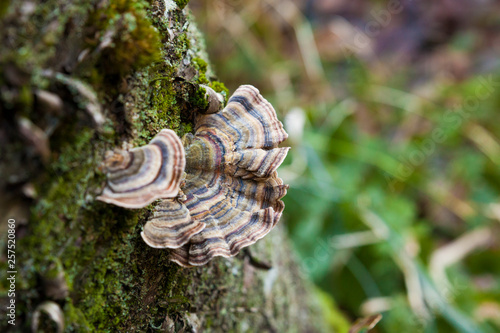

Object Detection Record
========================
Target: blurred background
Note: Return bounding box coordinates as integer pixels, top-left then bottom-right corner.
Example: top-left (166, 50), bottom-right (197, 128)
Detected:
top-left (190, 0), bottom-right (500, 332)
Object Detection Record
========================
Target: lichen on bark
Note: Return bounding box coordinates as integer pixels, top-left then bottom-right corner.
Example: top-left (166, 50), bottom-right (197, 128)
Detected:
top-left (0, 0), bottom-right (329, 332)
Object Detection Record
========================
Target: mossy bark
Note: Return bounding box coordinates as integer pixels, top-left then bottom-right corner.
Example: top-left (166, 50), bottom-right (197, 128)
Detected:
top-left (0, 0), bottom-right (327, 331)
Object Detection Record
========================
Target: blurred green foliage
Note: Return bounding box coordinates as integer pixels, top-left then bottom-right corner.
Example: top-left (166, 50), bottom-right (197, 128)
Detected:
top-left (192, 0), bottom-right (500, 331)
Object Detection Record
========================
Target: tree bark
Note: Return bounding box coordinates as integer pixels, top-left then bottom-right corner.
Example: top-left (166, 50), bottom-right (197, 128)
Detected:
top-left (0, 1), bottom-right (328, 331)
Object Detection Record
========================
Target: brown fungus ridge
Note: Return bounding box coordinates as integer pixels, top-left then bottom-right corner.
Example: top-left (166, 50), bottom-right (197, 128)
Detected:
top-left (97, 129), bottom-right (185, 208)
top-left (167, 85), bottom-right (289, 266)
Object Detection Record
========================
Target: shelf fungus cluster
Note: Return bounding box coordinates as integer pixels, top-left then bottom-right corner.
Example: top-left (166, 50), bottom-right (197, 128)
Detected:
top-left (98, 85), bottom-right (289, 266)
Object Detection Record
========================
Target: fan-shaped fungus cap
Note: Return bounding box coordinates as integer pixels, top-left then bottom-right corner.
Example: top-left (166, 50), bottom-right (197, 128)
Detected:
top-left (97, 129), bottom-right (185, 209)
top-left (162, 85), bottom-right (289, 266)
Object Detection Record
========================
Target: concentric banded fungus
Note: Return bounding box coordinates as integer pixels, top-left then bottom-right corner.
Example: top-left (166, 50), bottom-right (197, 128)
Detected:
top-left (97, 129), bottom-right (185, 208)
top-left (98, 85), bottom-right (289, 266)
top-left (167, 85), bottom-right (289, 266)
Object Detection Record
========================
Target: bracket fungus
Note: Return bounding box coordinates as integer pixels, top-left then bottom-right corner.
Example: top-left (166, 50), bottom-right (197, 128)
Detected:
top-left (98, 85), bottom-right (289, 266)
top-left (97, 129), bottom-right (185, 208)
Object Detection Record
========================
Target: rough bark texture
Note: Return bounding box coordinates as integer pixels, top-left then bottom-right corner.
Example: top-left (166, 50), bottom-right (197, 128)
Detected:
top-left (0, 1), bottom-right (327, 331)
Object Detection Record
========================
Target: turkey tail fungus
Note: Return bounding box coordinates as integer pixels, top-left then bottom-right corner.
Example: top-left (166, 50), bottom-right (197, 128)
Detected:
top-left (98, 85), bottom-right (289, 266)
top-left (97, 129), bottom-right (185, 208)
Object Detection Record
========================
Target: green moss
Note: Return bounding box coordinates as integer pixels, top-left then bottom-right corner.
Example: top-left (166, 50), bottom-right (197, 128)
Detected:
top-left (64, 302), bottom-right (92, 332)
top-left (23, 128), bottom-right (193, 330)
top-left (174, 0), bottom-right (190, 10)
top-left (0, 0), bottom-right (10, 18)
top-left (198, 72), bottom-right (209, 84)
top-left (43, 257), bottom-right (64, 280)
top-left (192, 57), bottom-right (209, 84)
top-left (180, 122), bottom-right (193, 134)
top-left (137, 71), bottom-right (182, 144)
top-left (175, 32), bottom-right (192, 59)
top-left (18, 126), bottom-right (106, 329)
top-left (209, 81), bottom-right (229, 99)
top-left (192, 57), bottom-right (207, 72)
top-left (190, 85), bottom-right (209, 110)
top-left (84, 0), bottom-right (162, 86)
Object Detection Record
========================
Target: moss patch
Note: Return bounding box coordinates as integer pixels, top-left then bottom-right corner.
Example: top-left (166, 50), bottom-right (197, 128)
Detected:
top-left (189, 85), bottom-right (209, 110)
top-left (209, 81), bottom-right (229, 100)
top-left (174, 0), bottom-right (190, 10)
top-left (83, 0), bottom-right (162, 91)
top-left (192, 57), bottom-right (209, 84)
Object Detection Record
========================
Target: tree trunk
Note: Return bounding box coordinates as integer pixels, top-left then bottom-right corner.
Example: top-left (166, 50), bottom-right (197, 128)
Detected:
top-left (0, 1), bottom-right (328, 331)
